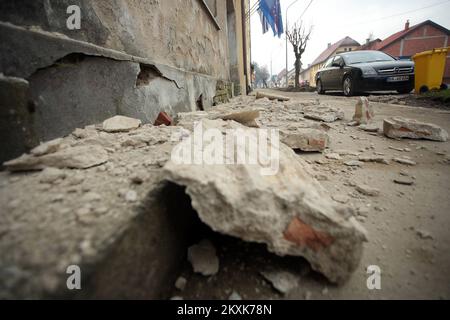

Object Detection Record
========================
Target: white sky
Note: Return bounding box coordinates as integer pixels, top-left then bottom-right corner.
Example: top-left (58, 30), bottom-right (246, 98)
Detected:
top-left (250, 0), bottom-right (450, 76)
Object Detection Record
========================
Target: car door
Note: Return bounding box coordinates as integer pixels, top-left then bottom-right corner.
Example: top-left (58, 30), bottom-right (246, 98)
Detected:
top-left (318, 57), bottom-right (334, 89)
top-left (329, 56), bottom-right (346, 89)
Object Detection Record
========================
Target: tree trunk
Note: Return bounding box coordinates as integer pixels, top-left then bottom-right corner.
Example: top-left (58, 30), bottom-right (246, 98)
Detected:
top-left (294, 55), bottom-right (301, 88)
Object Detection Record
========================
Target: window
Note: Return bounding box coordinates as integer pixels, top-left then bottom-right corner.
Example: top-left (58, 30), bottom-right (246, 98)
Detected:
top-left (333, 56), bottom-right (343, 66)
top-left (324, 57), bottom-right (334, 68)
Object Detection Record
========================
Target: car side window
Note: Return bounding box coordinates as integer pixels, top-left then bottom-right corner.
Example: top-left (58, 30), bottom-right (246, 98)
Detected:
top-left (333, 56), bottom-right (343, 66)
top-left (324, 57), bottom-right (334, 68)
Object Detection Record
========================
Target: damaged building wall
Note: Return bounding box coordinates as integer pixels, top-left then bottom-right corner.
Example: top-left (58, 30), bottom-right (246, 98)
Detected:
top-left (0, 0), bottom-right (250, 163)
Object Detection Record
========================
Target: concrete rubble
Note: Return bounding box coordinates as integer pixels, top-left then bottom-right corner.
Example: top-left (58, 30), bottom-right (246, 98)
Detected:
top-left (383, 117), bottom-right (449, 142)
top-left (102, 115), bottom-right (142, 133)
top-left (353, 97), bottom-right (375, 125)
top-left (303, 105), bottom-right (345, 123)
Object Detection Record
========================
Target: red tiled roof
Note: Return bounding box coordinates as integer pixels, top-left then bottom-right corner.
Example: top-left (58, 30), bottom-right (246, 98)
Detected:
top-left (311, 36), bottom-right (360, 66)
top-left (374, 20), bottom-right (450, 50)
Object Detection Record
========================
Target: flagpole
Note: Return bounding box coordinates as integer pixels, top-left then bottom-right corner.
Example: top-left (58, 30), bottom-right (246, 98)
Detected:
top-left (285, 0), bottom-right (300, 87)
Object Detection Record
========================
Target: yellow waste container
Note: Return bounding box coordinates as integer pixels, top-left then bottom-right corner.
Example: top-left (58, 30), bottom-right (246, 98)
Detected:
top-left (412, 47), bottom-right (449, 93)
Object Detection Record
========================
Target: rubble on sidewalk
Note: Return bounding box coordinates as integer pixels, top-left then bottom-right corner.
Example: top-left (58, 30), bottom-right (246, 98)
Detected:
top-left (164, 119), bottom-right (367, 284)
top-left (383, 117), bottom-right (448, 142)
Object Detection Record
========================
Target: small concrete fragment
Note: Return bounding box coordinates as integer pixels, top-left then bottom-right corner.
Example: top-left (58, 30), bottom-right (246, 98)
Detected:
top-left (394, 178), bottom-right (414, 186)
top-left (304, 105), bottom-right (344, 123)
top-left (344, 160), bottom-right (363, 167)
top-left (332, 195), bottom-right (350, 204)
top-left (356, 184), bottom-right (380, 197)
top-left (261, 271), bottom-right (300, 295)
top-left (30, 138), bottom-right (63, 156)
top-left (358, 156), bottom-right (390, 165)
top-left (325, 153), bottom-right (341, 160)
top-left (4, 145), bottom-right (109, 171)
top-left (187, 240), bottom-right (219, 276)
top-left (394, 158), bottom-right (417, 166)
top-left (280, 128), bottom-right (330, 152)
top-left (256, 91), bottom-right (290, 101)
top-left (219, 109), bottom-right (260, 128)
top-left (383, 117), bottom-right (448, 142)
top-left (359, 124), bottom-right (379, 133)
top-left (102, 116), bottom-right (142, 133)
top-left (353, 97), bottom-right (374, 125)
top-left (228, 291), bottom-right (242, 300)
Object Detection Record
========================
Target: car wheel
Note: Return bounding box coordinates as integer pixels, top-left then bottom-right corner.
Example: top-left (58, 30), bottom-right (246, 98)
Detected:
top-left (343, 76), bottom-right (354, 97)
top-left (397, 88), bottom-right (413, 94)
top-left (317, 79), bottom-right (325, 94)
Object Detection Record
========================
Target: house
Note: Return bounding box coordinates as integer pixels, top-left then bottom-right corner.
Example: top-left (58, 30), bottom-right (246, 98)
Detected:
top-left (366, 20), bottom-right (450, 83)
top-left (304, 36), bottom-right (361, 86)
top-left (0, 0), bottom-right (252, 163)
top-left (359, 38), bottom-right (382, 51)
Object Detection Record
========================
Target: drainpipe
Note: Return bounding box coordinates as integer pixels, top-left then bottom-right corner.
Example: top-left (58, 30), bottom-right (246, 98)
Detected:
top-left (241, 0), bottom-right (248, 95)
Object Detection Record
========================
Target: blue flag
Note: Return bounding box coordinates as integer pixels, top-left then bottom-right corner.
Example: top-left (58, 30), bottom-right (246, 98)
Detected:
top-left (258, 0), bottom-right (284, 38)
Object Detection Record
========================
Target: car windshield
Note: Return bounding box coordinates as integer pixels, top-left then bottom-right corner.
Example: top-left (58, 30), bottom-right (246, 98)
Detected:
top-left (343, 51), bottom-right (395, 64)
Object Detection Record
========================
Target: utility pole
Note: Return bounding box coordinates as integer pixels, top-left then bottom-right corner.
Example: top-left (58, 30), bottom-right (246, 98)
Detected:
top-left (285, 0), bottom-right (300, 87)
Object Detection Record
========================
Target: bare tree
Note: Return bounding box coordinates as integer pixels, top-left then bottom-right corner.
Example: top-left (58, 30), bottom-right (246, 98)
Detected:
top-left (287, 22), bottom-right (313, 88)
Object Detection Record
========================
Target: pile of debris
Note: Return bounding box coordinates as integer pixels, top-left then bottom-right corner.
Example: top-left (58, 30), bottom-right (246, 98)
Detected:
top-left (0, 94), bottom-right (369, 299)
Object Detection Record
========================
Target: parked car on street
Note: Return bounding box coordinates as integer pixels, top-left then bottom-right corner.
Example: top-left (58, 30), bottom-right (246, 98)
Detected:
top-left (315, 50), bottom-right (415, 96)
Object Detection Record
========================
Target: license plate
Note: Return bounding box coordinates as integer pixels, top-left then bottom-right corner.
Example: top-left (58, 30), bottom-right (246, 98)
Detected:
top-left (387, 76), bottom-right (409, 82)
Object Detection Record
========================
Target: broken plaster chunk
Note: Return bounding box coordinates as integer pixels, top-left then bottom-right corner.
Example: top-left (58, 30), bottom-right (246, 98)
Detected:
top-left (164, 119), bottom-right (367, 284)
top-left (187, 239), bottom-right (219, 276)
top-left (383, 117), bottom-right (448, 142)
top-left (102, 115), bottom-right (142, 133)
top-left (280, 128), bottom-right (330, 152)
top-left (219, 109), bottom-right (260, 128)
top-left (256, 91), bottom-right (290, 101)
